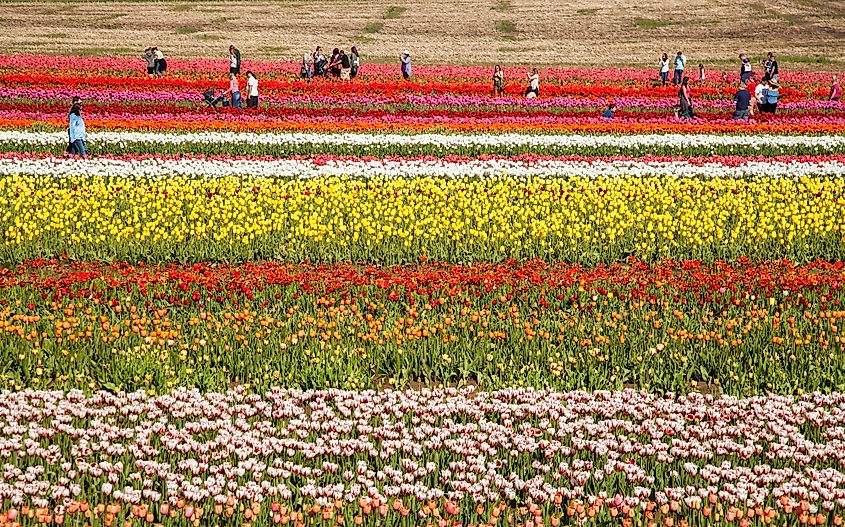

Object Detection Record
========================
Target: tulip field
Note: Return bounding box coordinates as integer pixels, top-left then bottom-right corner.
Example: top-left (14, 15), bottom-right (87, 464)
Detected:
top-left (3, 54), bottom-right (845, 527)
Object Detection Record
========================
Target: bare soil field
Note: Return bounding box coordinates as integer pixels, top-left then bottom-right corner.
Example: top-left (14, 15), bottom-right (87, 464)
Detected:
top-left (1, 0), bottom-right (844, 67)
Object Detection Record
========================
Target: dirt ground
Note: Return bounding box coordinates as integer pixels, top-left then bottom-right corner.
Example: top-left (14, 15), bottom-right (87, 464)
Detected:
top-left (2, 0), bottom-right (845, 67)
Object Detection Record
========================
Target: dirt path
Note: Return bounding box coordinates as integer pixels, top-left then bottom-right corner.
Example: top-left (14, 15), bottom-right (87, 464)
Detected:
top-left (2, 0), bottom-right (845, 66)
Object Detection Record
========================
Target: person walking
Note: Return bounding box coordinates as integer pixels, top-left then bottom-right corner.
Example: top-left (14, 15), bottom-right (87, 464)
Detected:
top-left (673, 50), bottom-right (686, 85)
top-left (67, 100), bottom-right (87, 157)
top-left (339, 50), bottom-right (351, 80)
top-left (224, 73), bottom-right (241, 109)
top-left (525, 68), bottom-right (539, 98)
top-left (350, 46), bottom-right (360, 79)
top-left (658, 53), bottom-right (669, 86)
top-left (153, 48), bottom-right (167, 78)
top-left (678, 76), bottom-right (693, 118)
top-left (829, 75), bottom-right (840, 102)
top-left (142, 48), bottom-right (156, 79)
top-left (492, 65), bottom-right (504, 96)
top-left (246, 71), bottom-right (259, 108)
top-left (229, 45), bottom-right (241, 75)
top-left (301, 51), bottom-right (313, 82)
top-left (400, 50), bottom-right (412, 80)
top-left (739, 54), bottom-right (753, 83)
top-left (732, 82), bottom-right (751, 120)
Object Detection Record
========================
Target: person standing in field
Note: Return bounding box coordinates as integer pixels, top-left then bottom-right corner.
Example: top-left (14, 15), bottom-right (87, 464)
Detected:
top-left (698, 63), bottom-right (705, 81)
top-left (67, 100), bottom-right (87, 157)
top-left (400, 50), bottom-right (412, 80)
top-left (755, 76), bottom-right (769, 113)
top-left (328, 48), bottom-right (342, 78)
top-left (224, 73), bottom-right (241, 109)
top-left (142, 48), bottom-right (156, 78)
top-left (830, 75), bottom-right (840, 101)
top-left (313, 47), bottom-right (327, 77)
top-left (732, 82), bottom-right (751, 120)
top-left (763, 52), bottom-right (779, 81)
top-left (658, 53), bottom-right (669, 86)
top-left (678, 76), bottom-right (692, 118)
top-left (301, 51), bottom-right (313, 82)
top-left (229, 45), bottom-right (241, 75)
top-left (65, 96), bottom-right (81, 156)
top-left (153, 47), bottom-right (167, 78)
top-left (339, 50), bottom-right (351, 80)
top-left (673, 50), bottom-right (685, 85)
top-left (762, 79), bottom-right (780, 114)
top-left (493, 65), bottom-right (504, 96)
top-left (525, 68), bottom-right (539, 98)
top-left (739, 54), bottom-right (753, 83)
top-left (350, 46), bottom-right (360, 79)
top-left (246, 71), bottom-right (259, 108)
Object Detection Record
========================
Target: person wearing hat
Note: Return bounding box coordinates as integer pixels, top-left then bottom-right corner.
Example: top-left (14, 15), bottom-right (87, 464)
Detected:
top-left (762, 79), bottom-right (780, 114)
top-left (400, 50), bottom-right (412, 80)
top-left (732, 82), bottom-right (752, 120)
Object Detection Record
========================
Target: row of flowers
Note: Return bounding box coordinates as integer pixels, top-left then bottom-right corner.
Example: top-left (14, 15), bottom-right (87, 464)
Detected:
top-left (2, 258), bottom-right (845, 393)
top-left (3, 54), bottom-right (840, 83)
top-left (3, 173), bottom-right (845, 262)
top-left (5, 131), bottom-right (845, 157)
top-left (0, 68), bottom-right (833, 99)
top-left (0, 387), bottom-right (844, 527)
top-left (5, 155), bottom-right (845, 180)
top-left (11, 107), bottom-right (845, 129)
top-left (5, 90), bottom-right (843, 111)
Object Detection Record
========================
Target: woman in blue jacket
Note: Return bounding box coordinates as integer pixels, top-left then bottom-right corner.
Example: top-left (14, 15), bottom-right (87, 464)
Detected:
top-left (67, 103), bottom-right (87, 157)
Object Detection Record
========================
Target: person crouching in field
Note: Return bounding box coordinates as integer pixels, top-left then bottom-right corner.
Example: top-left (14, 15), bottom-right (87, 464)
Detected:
top-left (602, 103), bottom-right (616, 118)
top-left (732, 83), bottom-right (752, 120)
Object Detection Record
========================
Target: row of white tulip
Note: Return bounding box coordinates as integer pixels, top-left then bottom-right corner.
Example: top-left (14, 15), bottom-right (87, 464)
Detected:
top-left (2, 156), bottom-right (845, 180)
top-left (4, 130), bottom-right (845, 148)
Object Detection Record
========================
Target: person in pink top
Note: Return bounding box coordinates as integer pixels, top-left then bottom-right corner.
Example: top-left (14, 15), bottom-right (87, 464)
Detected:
top-left (830, 75), bottom-right (840, 102)
top-left (223, 73), bottom-right (241, 109)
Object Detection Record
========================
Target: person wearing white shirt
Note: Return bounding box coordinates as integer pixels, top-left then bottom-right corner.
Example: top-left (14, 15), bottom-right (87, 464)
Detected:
top-left (525, 68), bottom-right (539, 98)
top-left (246, 71), bottom-right (259, 108)
top-left (658, 53), bottom-right (669, 86)
top-left (755, 77), bottom-right (767, 113)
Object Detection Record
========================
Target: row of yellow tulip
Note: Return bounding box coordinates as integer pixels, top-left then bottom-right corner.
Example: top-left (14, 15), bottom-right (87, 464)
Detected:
top-left (1, 174), bottom-right (842, 262)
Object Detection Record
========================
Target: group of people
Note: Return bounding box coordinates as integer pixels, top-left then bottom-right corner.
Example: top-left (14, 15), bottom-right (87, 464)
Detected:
top-left (141, 48), bottom-right (168, 78)
top-left (300, 46), bottom-right (361, 81)
top-left (200, 46), bottom-right (260, 109)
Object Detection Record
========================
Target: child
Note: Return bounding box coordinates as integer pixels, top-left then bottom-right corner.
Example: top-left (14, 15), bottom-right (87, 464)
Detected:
top-left (602, 103), bottom-right (616, 118)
